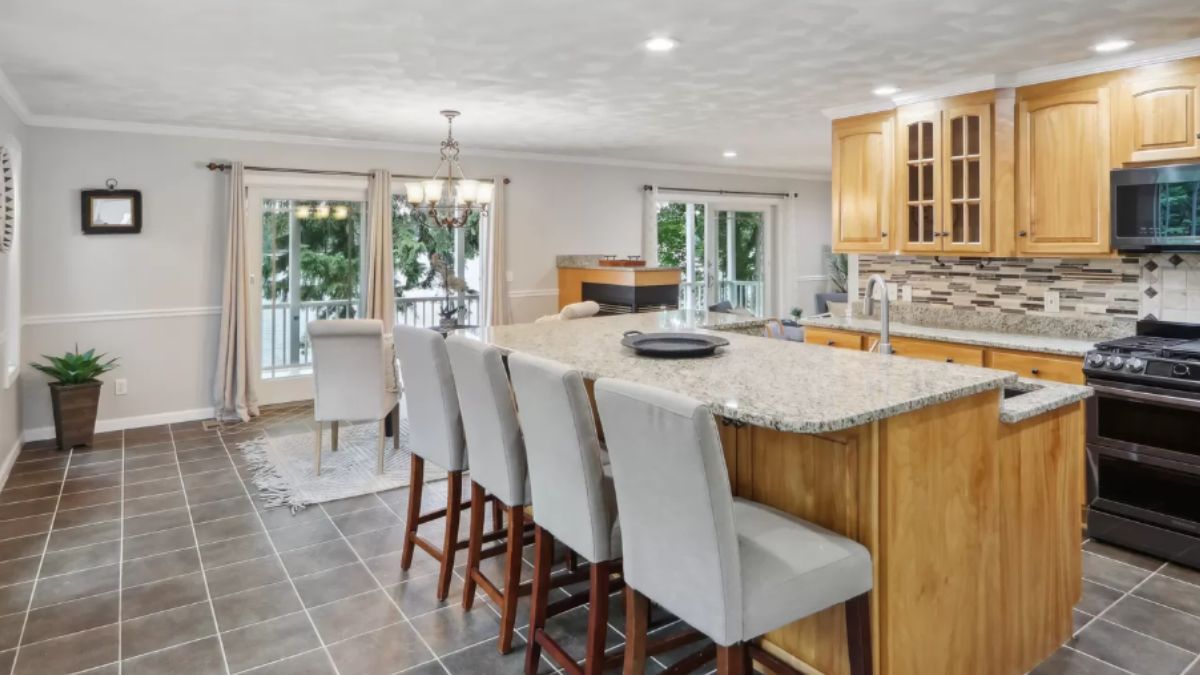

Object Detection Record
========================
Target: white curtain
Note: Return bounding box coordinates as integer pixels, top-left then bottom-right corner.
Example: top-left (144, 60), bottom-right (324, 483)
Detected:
top-left (481, 177), bottom-right (511, 326)
top-left (363, 169), bottom-right (396, 329)
top-left (213, 162), bottom-right (259, 422)
top-left (642, 185), bottom-right (658, 261)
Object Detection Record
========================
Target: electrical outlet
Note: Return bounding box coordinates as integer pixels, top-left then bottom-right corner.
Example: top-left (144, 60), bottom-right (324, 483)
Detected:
top-left (505, 270), bottom-right (513, 283)
top-left (886, 283), bottom-right (898, 302)
top-left (1045, 290), bottom-right (1061, 313)
top-left (114, 379), bottom-right (128, 396)
top-left (901, 285), bottom-right (913, 302)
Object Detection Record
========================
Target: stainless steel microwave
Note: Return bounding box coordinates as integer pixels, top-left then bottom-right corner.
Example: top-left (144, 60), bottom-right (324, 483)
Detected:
top-left (1111, 163), bottom-right (1200, 252)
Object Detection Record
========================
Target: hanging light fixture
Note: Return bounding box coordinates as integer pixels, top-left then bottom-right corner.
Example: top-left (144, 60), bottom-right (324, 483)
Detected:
top-left (404, 110), bottom-right (493, 228)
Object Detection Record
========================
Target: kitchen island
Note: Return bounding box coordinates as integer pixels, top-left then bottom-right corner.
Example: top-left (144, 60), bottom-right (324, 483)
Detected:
top-left (465, 311), bottom-right (1087, 675)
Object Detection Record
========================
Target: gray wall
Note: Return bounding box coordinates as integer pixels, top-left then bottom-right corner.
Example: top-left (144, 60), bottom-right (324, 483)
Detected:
top-left (20, 127), bottom-right (830, 434)
top-left (0, 96), bottom-right (26, 465)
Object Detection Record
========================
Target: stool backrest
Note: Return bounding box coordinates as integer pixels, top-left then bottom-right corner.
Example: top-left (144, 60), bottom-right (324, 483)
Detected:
top-left (309, 319), bottom-right (387, 422)
top-left (445, 336), bottom-right (528, 506)
top-left (393, 325), bottom-right (466, 472)
top-left (508, 353), bottom-right (616, 563)
top-left (593, 377), bottom-right (742, 644)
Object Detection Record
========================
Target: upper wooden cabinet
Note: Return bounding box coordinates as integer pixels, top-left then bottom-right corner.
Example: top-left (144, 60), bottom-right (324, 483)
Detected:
top-left (832, 113), bottom-right (894, 253)
top-left (1016, 83), bottom-right (1114, 256)
top-left (1116, 65), bottom-right (1200, 164)
top-left (897, 106), bottom-right (941, 253)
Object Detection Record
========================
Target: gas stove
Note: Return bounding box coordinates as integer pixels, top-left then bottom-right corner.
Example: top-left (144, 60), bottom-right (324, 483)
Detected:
top-left (1084, 320), bottom-right (1200, 391)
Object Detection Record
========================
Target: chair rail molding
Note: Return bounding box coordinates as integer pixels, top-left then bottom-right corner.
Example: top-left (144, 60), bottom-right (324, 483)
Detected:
top-left (507, 288), bottom-right (558, 299)
top-left (23, 306), bottom-right (223, 325)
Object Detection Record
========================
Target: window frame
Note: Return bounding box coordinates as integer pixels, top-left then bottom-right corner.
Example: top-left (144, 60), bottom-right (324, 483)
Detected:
top-left (2, 137), bottom-right (21, 390)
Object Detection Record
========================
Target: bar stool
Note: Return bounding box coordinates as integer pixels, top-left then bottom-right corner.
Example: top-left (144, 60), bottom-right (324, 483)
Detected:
top-left (445, 335), bottom-right (542, 654)
top-left (509, 353), bottom-right (704, 675)
top-left (593, 378), bottom-right (874, 675)
top-left (392, 325), bottom-right (474, 601)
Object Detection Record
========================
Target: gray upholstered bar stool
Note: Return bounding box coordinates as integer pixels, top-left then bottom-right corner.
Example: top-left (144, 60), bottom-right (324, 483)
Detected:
top-left (393, 324), bottom-right (473, 601)
top-left (308, 319), bottom-right (399, 476)
top-left (594, 378), bottom-right (874, 675)
top-left (445, 335), bottom-right (539, 654)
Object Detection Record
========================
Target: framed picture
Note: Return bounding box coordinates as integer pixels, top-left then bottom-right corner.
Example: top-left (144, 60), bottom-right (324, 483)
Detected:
top-left (81, 189), bottom-right (142, 234)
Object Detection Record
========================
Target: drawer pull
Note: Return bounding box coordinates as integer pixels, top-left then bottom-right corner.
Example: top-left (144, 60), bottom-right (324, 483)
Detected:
top-left (945, 358), bottom-right (954, 363)
top-left (1018, 230), bottom-right (1028, 237)
top-left (1031, 368), bottom-right (1041, 375)
top-left (827, 340), bottom-right (835, 346)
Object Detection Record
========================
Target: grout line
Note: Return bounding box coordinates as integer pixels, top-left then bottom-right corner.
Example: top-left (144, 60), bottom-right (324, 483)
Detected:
top-left (7, 445), bottom-right (74, 675)
top-left (1075, 560), bottom-right (1168, 641)
top-left (216, 430), bottom-right (343, 675)
top-left (117, 430), bottom-right (126, 675)
top-left (1059, 644), bottom-right (1139, 675)
top-left (166, 426), bottom-right (234, 675)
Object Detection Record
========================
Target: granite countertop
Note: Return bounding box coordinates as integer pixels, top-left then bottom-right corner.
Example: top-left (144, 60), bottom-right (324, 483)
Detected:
top-left (799, 314), bottom-right (1097, 357)
top-left (465, 311), bottom-right (1016, 434)
top-left (999, 378), bottom-right (1093, 424)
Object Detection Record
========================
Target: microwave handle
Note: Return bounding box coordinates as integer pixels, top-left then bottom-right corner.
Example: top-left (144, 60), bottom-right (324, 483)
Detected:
top-left (1090, 384), bottom-right (1200, 411)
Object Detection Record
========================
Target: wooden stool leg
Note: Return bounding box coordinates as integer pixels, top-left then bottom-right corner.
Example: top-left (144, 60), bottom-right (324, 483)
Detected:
top-left (567, 550), bottom-right (579, 573)
top-left (462, 482), bottom-right (486, 610)
top-left (491, 498), bottom-right (504, 531)
top-left (525, 526), bottom-right (554, 675)
top-left (583, 560), bottom-right (612, 675)
top-left (845, 593), bottom-right (873, 675)
top-left (400, 455), bottom-right (424, 570)
top-left (497, 505), bottom-right (525, 654)
top-left (623, 586), bottom-right (648, 675)
top-left (715, 644), bottom-right (748, 675)
top-left (436, 471), bottom-right (463, 601)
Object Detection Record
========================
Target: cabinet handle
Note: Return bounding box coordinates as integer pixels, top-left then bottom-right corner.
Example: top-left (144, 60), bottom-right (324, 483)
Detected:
top-left (1018, 231), bottom-right (1028, 237)
top-left (827, 340), bottom-right (835, 346)
top-left (945, 358), bottom-right (954, 363)
top-left (1031, 368), bottom-right (1041, 375)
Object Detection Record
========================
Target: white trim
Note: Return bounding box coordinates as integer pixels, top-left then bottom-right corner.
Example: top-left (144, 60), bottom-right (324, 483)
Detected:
top-left (22, 406), bottom-right (217, 443)
top-left (0, 436), bottom-right (20, 491)
top-left (794, 275), bottom-right (828, 283)
top-left (822, 37), bottom-right (1200, 120)
top-left (507, 289), bottom-right (557, 299)
top-left (27, 114), bottom-right (813, 180)
top-left (23, 306), bottom-right (221, 326)
top-left (0, 69), bottom-right (31, 124)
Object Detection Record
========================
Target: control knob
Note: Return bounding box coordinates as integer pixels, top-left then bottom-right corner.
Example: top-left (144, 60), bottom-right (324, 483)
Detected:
top-left (1124, 357), bottom-right (1146, 374)
top-left (1106, 355), bottom-right (1125, 371)
top-left (1086, 352), bottom-right (1107, 368)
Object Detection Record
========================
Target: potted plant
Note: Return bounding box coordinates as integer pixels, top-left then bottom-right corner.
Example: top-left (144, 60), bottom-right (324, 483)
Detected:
top-left (31, 346), bottom-right (118, 450)
top-left (816, 252), bottom-right (850, 315)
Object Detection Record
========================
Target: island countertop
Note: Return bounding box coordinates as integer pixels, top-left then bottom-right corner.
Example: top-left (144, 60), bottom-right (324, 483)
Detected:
top-left (799, 313), bottom-right (1098, 357)
top-left (465, 310), bottom-right (1017, 434)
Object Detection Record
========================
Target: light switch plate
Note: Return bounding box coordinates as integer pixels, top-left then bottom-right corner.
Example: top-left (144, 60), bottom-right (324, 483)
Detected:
top-left (114, 379), bottom-right (128, 396)
top-left (1045, 290), bottom-right (1060, 313)
top-left (887, 283), bottom-right (899, 302)
top-left (505, 270), bottom-right (514, 283)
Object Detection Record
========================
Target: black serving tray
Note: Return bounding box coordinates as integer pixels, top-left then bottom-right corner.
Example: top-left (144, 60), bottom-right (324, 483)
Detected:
top-left (620, 330), bottom-right (729, 358)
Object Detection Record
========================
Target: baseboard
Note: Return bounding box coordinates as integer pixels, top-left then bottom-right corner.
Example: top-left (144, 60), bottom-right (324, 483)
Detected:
top-left (22, 406), bottom-right (217, 443)
top-left (0, 436), bottom-right (21, 491)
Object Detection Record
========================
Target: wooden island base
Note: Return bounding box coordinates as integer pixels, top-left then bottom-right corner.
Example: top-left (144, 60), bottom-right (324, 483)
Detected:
top-left (713, 390), bottom-right (1083, 675)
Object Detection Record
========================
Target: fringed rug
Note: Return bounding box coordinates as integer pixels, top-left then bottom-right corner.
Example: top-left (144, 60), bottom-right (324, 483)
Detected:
top-left (238, 415), bottom-right (445, 511)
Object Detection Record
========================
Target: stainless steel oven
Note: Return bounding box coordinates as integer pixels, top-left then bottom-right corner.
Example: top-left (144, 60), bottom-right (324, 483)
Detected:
top-left (1111, 163), bottom-right (1200, 252)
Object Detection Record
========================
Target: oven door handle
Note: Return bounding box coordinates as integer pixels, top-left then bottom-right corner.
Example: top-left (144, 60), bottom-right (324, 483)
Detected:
top-left (1090, 384), bottom-right (1200, 411)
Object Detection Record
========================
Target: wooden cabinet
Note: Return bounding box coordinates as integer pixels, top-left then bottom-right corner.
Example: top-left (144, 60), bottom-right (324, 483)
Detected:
top-left (890, 337), bottom-right (985, 366)
top-left (832, 112), bottom-right (894, 253)
top-left (897, 107), bottom-right (941, 253)
top-left (1116, 67), bottom-right (1200, 164)
top-left (803, 327), bottom-right (864, 350)
top-left (1016, 84), bottom-right (1114, 256)
top-left (986, 350), bottom-right (1086, 385)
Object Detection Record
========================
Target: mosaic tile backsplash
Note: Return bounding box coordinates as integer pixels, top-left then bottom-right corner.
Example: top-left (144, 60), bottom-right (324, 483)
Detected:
top-left (1139, 253), bottom-right (1200, 323)
top-left (857, 255), bottom-right (1143, 320)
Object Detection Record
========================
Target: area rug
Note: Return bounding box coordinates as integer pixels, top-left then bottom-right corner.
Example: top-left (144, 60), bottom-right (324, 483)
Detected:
top-left (238, 415), bottom-right (446, 511)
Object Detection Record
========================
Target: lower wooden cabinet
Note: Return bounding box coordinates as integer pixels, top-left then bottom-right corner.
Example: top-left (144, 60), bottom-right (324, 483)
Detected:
top-left (986, 349), bottom-right (1086, 385)
top-left (890, 337), bottom-right (985, 366)
top-left (804, 327), bottom-right (865, 350)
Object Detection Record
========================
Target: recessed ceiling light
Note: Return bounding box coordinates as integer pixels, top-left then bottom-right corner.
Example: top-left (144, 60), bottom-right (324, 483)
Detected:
top-left (644, 36), bottom-right (678, 52)
top-left (723, 150), bottom-right (738, 158)
top-left (872, 85), bottom-right (900, 97)
top-left (1092, 39), bottom-right (1133, 53)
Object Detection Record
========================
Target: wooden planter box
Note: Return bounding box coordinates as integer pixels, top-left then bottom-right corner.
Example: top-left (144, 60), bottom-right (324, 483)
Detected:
top-left (49, 381), bottom-right (102, 450)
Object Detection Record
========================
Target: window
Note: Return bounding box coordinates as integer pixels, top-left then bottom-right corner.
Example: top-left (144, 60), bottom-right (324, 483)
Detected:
top-left (1, 138), bottom-right (20, 389)
top-left (657, 202), bottom-right (706, 310)
top-left (390, 192), bottom-right (483, 328)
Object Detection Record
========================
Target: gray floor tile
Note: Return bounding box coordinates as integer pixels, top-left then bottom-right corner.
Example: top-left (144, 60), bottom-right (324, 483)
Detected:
top-left (199, 532), bottom-right (275, 569)
top-left (0, 612), bottom-right (23, 651)
top-left (365, 549), bottom-right (441, 585)
top-left (39, 540), bottom-right (120, 578)
top-left (1031, 646), bottom-right (1130, 675)
top-left (0, 534), bottom-right (48, 564)
top-left (1162, 563), bottom-right (1200, 588)
top-left (292, 562), bottom-right (378, 608)
top-left (122, 572), bottom-right (209, 620)
top-left (320, 494), bottom-right (384, 518)
top-left (307, 590), bottom-right (403, 644)
top-left (123, 635), bottom-right (225, 675)
top-left (221, 611), bottom-right (321, 673)
top-left (1104, 594), bottom-right (1200, 653)
top-left (123, 507), bottom-right (192, 538)
top-left (122, 491), bottom-right (186, 518)
top-left (51, 502), bottom-right (121, 530)
top-left (31, 563), bottom-right (119, 608)
top-left (11, 623), bottom-right (118, 675)
top-left (121, 601), bottom-right (216, 659)
top-left (386, 572), bottom-right (471, 617)
top-left (123, 464), bottom-right (180, 486)
top-left (212, 580), bottom-right (303, 632)
top-left (344, 524), bottom-right (412, 559)
top-left (21, 591), bottom-right (119, 645)
top-left (45, 519), bottom-right (121, 551)
top-left (1070, 618), bottom-right (1195, 675)
top-left (124, 525), bottom-right (195, 560)
top-left (187, 480), bottom-right (249, 505)
top-left (408, 604), bottom-right (505, 656)
top-left (240, 649), bottom-right (337, 675)
top-left (279, 539), bottom-right (359, 578)
top-left (441, 634), bottom-right (558, 675)
top-left (122, 547), bottom-right (202, 587)
top-left (124, 477), bottom-right (185, 501)
top-left (328, 506), bottom-right (401, 537)
top-left (55, 487), bottom-right (121, 511)
top-left (268, 519), bottom-right (342, 552)
top-left (0, 497), bottom-right (57, 521)
top-left (0, 556), bottom-right (41, 587)
top-left (1082, 551), bottom-right (1153, 592)
top-left (1076, 579), bottom-right (1124, 616)
top-left (206, 554), bottom-right (287, 598)
top-left (1083, 540), bottom-right (1164, 572)
top-left (255, 504), bottom-right (330, 531)
top-left (1135, 574), bottom-right (1200, 618)
top-left (188, 495), bottom-right (254, 524)
top-left (194, 513), bottom-right (264, 546)
top-left (326, 622), bottom-right (434, 675)
top-left (0, 514), bottom-right (52, 541)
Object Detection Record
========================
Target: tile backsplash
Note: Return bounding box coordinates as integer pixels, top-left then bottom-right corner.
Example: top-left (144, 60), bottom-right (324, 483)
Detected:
top-left (857, 255), bottom-right (1141, 319)
top-left (1139, 253), bottom-right (1200, 323)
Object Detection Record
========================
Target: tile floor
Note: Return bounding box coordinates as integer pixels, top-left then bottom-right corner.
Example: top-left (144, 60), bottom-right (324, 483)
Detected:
top-left (1, 402), bottom-right (1199, 675)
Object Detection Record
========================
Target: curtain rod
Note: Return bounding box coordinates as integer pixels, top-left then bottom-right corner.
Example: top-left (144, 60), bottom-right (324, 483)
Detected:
top-left (644, 185), bottom-right (792, 198)
top-left (206, 163), bottom-right (510, 184)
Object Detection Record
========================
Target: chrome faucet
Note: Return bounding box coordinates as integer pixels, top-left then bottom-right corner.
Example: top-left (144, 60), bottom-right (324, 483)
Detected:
top-left (864, 274), bottom-right (893, 355)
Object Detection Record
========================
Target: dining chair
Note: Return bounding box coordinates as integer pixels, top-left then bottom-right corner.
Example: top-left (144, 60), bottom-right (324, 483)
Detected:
top-left (308, 319), bottom-right (399, 476)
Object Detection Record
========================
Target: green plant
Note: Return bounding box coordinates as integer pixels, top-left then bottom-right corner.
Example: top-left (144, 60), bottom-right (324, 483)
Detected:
top-left (827, 252), bottom-right (849, 293)
top-left (31, 346), bottom-right (118, 385)
top-left (790, 307), bottom-right (804, 320)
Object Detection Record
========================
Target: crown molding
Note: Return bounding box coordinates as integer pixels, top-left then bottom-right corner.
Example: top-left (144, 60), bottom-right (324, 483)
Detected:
top-left (0, 68), bottom-right (31, 125)
top-left (27, 114), bottom-right (823, 181)
top-left (822, 37), bottom-right (1200, 120)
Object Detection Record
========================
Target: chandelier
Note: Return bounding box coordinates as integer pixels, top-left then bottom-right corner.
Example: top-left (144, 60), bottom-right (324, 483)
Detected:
top-left (404, 110), bottom-right (492, 228)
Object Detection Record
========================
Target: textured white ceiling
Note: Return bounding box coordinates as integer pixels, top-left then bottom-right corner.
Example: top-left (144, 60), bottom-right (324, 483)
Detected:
top-left (1, 0), bottom-right (1198, 172)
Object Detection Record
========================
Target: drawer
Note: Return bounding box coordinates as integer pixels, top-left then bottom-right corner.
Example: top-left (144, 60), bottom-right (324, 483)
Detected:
top-left (804, 328), bottom-right (864, 350)
top-left (987, 350), bottom-right (1084, 385)
top-left (889, 337), bottom-right (985, 366)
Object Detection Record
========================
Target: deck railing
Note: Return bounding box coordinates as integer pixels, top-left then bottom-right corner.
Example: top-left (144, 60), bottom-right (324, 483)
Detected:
top-left (677, 280), bottom-right (764, 316)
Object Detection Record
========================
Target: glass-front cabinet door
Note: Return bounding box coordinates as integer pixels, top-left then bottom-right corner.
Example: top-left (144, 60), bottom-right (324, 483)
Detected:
top-left (898, 109), bottom-right (940, 252)
top-left (941, 102), bottom-right (991, 253)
